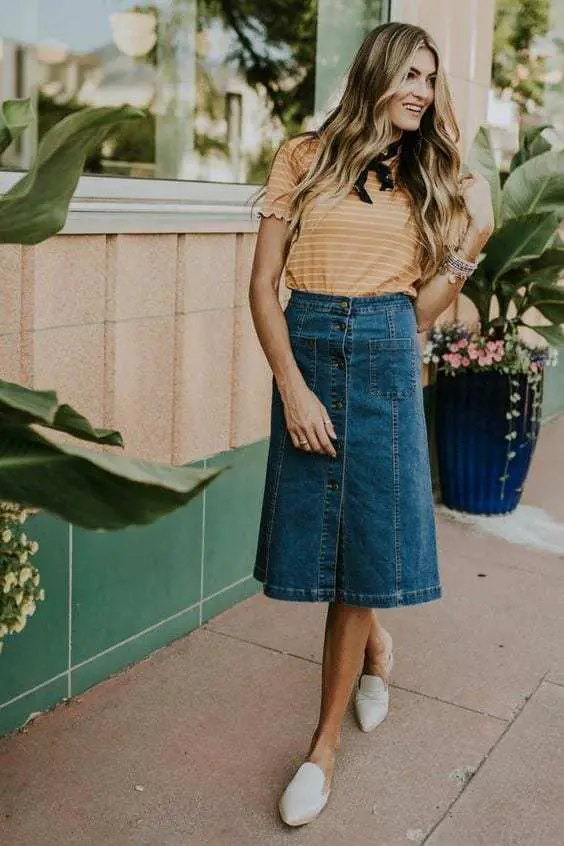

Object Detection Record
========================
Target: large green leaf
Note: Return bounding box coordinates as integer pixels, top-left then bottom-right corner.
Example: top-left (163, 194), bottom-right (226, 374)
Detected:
top-left (467, 126), bottom-right (501, 227)
top-left (527, 246), bottom-right (564, 274)
top-left (509, 124), bottom-right (552, 173)
top-left (0, 379), bottom-right (122, 445)
top-left (0, 425), bottom-right (225, 530)
top-left (520, 322), bottom-right (564, 348)
top-left (0, 99), bottom-right (34, 155)
top-left (482, 212), bottom-right (560, 284)
top-left (525, 282), bottom-right (564, 324)
top-left (501, 150), bottom-right (564, 221)
top-left (0, 105), bottom-right (142, 244)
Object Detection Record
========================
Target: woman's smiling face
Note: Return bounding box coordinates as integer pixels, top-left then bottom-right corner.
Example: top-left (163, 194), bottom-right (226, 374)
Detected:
top-left (388, 46), bottom-right (437, 135)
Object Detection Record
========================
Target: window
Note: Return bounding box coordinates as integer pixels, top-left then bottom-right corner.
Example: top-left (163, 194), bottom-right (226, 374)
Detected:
top-left (0, 0), bottom-right (390, 185)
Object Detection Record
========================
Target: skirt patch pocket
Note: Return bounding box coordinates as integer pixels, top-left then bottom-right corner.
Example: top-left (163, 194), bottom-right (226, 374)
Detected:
top-left (369, 337), bottom-right (417, 399)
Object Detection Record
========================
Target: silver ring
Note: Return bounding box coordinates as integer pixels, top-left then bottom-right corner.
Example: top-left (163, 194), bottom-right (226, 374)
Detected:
top-left (299, 439), bottom-right (308, 446)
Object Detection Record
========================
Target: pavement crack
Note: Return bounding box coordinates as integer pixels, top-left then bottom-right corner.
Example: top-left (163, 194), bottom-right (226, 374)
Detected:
top-left (421, 670), bottom-right (550, 844)
top-left (204, 626), bottom-right (509, 721)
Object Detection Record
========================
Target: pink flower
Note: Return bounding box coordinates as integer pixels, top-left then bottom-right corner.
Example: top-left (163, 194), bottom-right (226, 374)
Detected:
top-left (478, 355), bottom-right (493, 366)
top-left (468, 344), bottom-right (480, 360)
top-left (457, 338), bottom-right (468, 348)
top-left (486, 340), bottom-right (498, 352)
top-left (531, 362), bottom-right (538, 372)
top-left (449, 353), bottom-right (462, 368)
top-left (449, 341), bottom-right (461, 352)
top-left (461, 356), bottom-right (470, 366)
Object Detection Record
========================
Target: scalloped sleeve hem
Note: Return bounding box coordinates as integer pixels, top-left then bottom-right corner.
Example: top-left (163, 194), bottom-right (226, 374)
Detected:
top-left (257, 205), bottom-right (292, 222)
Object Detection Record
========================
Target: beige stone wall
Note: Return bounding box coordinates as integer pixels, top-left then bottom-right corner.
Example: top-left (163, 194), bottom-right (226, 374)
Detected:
top-left (1, 233), bottom-right (268, 464)
top-left (1, 0), bottom-right (498, 462)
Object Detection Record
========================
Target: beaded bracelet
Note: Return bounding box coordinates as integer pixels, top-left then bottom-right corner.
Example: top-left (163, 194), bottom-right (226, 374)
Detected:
top-left (444, 250), bottom-right (478, 279)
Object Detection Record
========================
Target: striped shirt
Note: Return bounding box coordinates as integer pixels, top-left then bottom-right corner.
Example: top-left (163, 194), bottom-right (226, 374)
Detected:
top-left (259, 135), bottom-right (422, 299)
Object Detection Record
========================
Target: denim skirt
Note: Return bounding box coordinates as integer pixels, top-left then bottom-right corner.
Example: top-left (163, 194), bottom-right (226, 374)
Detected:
top-left (253, 289), bottom-right (442, 609)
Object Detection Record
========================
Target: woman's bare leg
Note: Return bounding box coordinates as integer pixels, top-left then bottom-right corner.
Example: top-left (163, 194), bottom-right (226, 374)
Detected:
top-left (363, 610), bottom-right (392, 676)
top-left (306, 602), bottom-right (373, 787)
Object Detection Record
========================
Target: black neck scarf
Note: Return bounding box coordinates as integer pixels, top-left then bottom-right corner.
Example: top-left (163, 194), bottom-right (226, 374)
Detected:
top-left (354, 138), bottom-right (402, 204)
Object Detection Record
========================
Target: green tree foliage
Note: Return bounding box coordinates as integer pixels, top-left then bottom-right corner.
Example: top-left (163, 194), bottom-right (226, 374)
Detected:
top-left (492, 0), bottom-right (551, 113)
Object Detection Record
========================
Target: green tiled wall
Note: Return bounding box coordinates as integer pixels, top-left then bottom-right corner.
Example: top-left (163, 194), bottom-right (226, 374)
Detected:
top-left (0, 440), bottom-right (268, 737)
top-left (543, 356), bottom-right (564, 420)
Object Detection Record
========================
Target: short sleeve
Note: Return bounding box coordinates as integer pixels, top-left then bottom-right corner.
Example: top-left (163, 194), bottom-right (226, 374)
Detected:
top-left (258, 138), bottom-right (310, 222)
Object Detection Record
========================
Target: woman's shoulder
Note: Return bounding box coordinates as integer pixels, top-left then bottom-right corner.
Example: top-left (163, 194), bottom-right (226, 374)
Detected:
top-left (279, 133), bottom-right (319, 174)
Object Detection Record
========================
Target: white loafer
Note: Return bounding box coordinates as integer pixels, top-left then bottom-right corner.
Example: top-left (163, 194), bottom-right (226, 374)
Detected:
top-left (278, 762), bottom-right (330, 827)
top-left (354, 634), bottom-right (394, 733)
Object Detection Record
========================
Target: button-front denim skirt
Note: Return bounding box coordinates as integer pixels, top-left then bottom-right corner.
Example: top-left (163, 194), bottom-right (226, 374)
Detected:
top-left (253, 289), bottom-right (442, 608)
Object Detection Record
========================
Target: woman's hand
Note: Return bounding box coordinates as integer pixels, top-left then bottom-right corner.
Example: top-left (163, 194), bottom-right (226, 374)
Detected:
top-left (279, 373), bottom-right (337, 457)
top-left (460, 171), bottom-right (495, 238)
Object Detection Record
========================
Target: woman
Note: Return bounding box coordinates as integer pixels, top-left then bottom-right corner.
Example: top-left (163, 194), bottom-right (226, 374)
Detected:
top-left (248, 22), bottom-right (494, 827)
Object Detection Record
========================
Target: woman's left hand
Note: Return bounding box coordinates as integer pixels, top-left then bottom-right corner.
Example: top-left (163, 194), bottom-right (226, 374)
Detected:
top-left (460, 171), bottom-right (495, 237)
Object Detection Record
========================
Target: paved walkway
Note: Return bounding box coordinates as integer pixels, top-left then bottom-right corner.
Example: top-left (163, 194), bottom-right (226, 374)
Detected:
top-left (1, 417), bottom-right (563, 845)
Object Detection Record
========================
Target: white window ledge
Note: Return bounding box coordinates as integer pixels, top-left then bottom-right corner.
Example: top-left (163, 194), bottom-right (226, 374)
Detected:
top-left (0, 172), bottom-right (261, 234)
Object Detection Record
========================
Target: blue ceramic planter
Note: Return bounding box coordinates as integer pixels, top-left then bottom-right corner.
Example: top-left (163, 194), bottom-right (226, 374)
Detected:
top-left (435, 368), bottom-right (543, 514)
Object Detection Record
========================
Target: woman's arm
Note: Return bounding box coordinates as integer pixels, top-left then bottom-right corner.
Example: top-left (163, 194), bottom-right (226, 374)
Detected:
top-left (414, 173), bottom-right (495, 331)
top-left (414, 221), bottom-right (490, 331)
top-left (248, 216), bottom-right (337, 456)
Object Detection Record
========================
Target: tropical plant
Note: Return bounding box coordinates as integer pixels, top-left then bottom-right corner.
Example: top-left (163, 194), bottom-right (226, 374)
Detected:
top-left (0, 99), bottom-right (223, 532)
top-left (465, 122), bottom-right (564, 347)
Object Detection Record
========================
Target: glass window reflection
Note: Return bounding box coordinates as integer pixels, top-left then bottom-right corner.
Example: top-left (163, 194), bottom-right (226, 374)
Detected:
top-left (0, 0), bottom-right (389, 183)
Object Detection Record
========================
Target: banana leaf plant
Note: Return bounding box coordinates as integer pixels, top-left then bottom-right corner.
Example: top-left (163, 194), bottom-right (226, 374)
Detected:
top-left (0, 99), bottom-right (224, 530)
top-left (465, 123), bottom-right (564, 347)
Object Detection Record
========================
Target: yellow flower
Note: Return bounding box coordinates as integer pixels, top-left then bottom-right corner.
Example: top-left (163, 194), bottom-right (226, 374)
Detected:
top-left (22, 599), bottom-right (36, 617)
top-left (19, 566), bottom-right (33, 586)
top-left (19, 551), bottom-right (28, 565)
top-left (20, 533), bottom-right (27, 545)
top-left (1, 529), bottom-right (12, 543)
top-left (30, 541), bottom-right (39, 555)
top-left (0, 623), bottom-right (8, 637)
top-left (38, 588), bottom-right (45, 601)
top-left (3, 572), bottom-right (17, 592)
top-left (14, 589), bottom-right (24, 605)
top-left (32, 572), bottom-right (40, 586)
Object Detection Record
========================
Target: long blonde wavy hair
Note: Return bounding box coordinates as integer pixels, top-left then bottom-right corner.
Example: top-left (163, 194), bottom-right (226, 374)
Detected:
top-left (262, 22), bottom-right (470, 284)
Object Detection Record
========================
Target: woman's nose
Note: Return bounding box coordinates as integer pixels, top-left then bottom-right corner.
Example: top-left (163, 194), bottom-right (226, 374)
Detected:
top-left (412, 76), bottom-right (430, 100)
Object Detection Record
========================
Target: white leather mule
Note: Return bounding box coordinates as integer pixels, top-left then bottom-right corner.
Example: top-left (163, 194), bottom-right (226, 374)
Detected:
top-left (354, 631), bottom-right (394, 733)
top-left (278, 762), bottom-right (330, 826)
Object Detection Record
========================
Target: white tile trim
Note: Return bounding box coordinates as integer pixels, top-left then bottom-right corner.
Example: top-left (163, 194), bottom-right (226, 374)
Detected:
top-left (67, 524), bottom-right (73, 699)
top-left (199, 458), bottom-right (207, 626)
top-left (202, 574), bottom-right (254, 604)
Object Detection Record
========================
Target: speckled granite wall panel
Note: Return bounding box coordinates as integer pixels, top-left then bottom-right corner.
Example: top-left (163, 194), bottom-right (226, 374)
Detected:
top-left (173, 309), bottom-right (235, 463)
top-left (0, 244), bottom-right (22, 336)
top-left (31, 236), bottom-right (106, 329)
top-left (113, 316), bottom-right (175, 463)
top-left (234, 233), bottom-right (256, 308)
top-left (231, 305), bottom-right (271, 448)
top-left (111, 234), bottom-right (177, 321)
top-left (33, 323), bottom-right (105, 424)
top-left (179, 233), bottom-right (236, 313)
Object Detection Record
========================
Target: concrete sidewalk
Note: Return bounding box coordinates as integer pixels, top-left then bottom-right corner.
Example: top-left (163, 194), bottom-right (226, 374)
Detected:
top-left (1, 418), bottom-right (563, 846)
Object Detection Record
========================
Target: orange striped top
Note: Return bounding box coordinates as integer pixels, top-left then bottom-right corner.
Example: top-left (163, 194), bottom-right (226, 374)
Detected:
top-left (259, 135), bottom-right (423, 299)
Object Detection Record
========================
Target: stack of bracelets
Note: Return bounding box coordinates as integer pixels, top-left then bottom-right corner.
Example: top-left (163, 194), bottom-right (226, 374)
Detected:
top-left (442, 250), bottom-right (479, 284)
top-left (415, 250), bottom-right (478, 333)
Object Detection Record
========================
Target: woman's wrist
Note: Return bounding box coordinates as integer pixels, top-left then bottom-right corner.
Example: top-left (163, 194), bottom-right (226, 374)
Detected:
top-left (457, 221), bottom-right (489, 263)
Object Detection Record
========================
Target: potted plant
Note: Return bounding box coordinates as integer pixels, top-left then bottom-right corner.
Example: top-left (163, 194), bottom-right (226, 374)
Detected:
top-left (0, 100), bottom-right (224, 652)
top-left (427, 124), bottom-right (564, 515)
